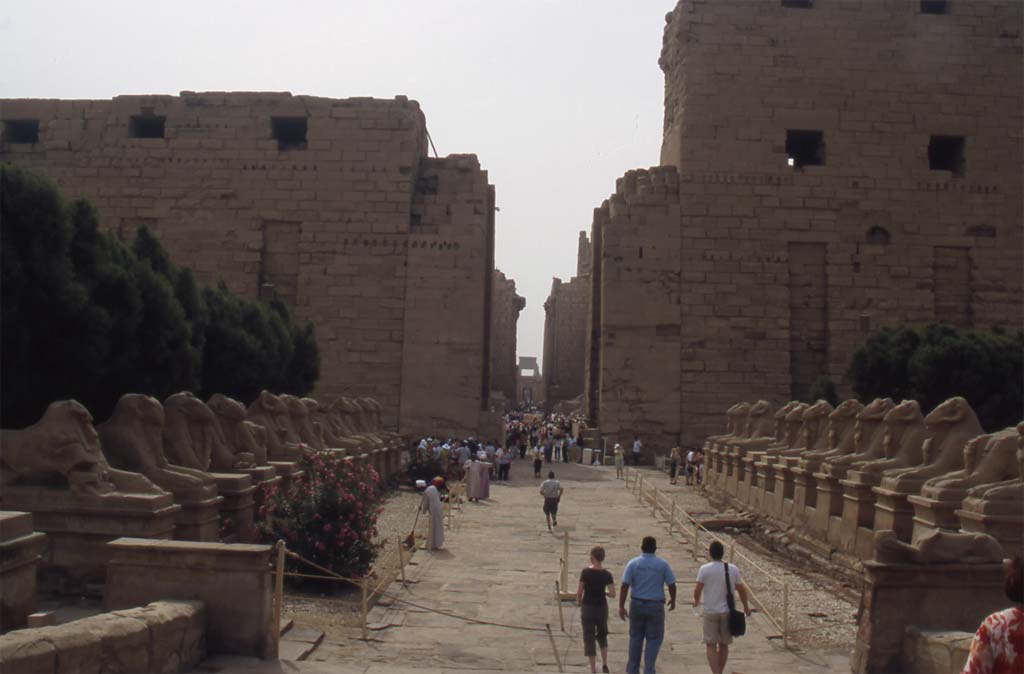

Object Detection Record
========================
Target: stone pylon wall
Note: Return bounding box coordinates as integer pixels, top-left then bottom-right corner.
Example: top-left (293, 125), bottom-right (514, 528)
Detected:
top-left (491, 270), bottom-right (525, 407)
top-left (584, 1), bottom-right (1023, 448)
top-left (0, 93), bottom-right (496, 435)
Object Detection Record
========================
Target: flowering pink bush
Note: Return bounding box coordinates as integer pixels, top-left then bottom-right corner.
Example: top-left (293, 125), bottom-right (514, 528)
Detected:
top-left (258, 449), bottom-right (383, 578)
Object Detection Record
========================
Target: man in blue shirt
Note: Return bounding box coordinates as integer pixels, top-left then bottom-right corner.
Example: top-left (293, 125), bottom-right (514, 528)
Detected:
top-left (619, 536), bottom-right (677, 674)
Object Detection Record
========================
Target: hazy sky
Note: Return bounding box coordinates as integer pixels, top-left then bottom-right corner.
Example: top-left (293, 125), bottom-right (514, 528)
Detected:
top-left (0, 0), bottom-right (667, 371)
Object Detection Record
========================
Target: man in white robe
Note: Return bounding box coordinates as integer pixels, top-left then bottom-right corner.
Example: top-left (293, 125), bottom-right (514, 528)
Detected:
top-left (420, 477), bottom-right (445, 550)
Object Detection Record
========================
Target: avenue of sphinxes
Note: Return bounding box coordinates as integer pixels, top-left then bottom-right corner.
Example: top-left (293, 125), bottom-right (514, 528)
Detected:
top-left (2, 1), bottom-right (1022, 674)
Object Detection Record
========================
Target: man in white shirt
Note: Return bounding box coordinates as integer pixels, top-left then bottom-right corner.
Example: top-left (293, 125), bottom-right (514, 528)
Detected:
top-left (632, 436), bottom-right (642, 466)
top-left (686, 449), bottom-right (696, 485)
top-left (539, 471), bottom-right (563, 530)
top-left (693, 541), bottom-right (751, 674)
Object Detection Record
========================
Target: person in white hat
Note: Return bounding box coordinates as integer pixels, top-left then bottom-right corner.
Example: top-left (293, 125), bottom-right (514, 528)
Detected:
top-left (614, 444), bottom-right (625, 479)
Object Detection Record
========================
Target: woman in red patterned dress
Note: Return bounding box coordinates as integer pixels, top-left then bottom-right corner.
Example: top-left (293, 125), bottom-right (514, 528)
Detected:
top-left (963, 552), bottom-right (1023, 674)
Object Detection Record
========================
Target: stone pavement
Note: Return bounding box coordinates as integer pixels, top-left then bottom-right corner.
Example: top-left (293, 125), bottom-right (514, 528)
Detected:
top-left (203, 462), bottom-right (852, 673)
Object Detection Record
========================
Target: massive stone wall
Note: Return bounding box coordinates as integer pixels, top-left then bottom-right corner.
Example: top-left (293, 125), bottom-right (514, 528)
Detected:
top-left (491, 270), bottom-right (525, 406)
top-left (587, 168), bottom-right (682, 450)
top-left (542, 232), bottom-right (591, 410)
top-left (586, 0), bottom-right (1023, 451)
top-left (0, 92), bottom-right (498, 437)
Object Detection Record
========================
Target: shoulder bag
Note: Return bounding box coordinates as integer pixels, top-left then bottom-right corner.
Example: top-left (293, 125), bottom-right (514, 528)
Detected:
top-left (723, 562), bottom-right (746, 637)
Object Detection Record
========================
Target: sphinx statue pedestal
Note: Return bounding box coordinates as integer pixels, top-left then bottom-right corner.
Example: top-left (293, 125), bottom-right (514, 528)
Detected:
top-left (267, 461), bottom-right (305, 494)
top-left (907, 493), bottom-right (963, 542)
top-left (209, 473), bottom-right (257, 543)
top-left (851, 552), bottom-right (1006, 673)
top-left (0, 511), bottom-right (47, 629)
top-left (956, 496), bottom-right (1024, 558)
top-left (171, 485), bottom-right (224, 543)
top-left (872, 486), bottom-right (917, 543)
top-left (1, 487), bottom-right (179, 588)
top-left (790, 465), bottom-right (818, 528)
top-left (811, 471), bottom-right (845, 542)
top-left (839, 476), bottom-right (881, 559)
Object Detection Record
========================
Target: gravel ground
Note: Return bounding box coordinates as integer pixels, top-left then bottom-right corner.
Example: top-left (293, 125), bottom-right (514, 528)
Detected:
top-left (281, 489), bottom-right (425, 637)
top-left (635, 471), bottom-right (858, 652)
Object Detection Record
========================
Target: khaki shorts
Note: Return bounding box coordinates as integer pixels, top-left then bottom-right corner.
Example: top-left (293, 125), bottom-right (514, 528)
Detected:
top-left (703, 611), bottom-right (733, 645)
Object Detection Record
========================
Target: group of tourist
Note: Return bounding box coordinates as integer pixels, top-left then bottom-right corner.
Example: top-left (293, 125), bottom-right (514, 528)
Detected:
top-left (574, 536), bottom-right (752, 674)
top-left (668, 446), bottom-right (705, 486)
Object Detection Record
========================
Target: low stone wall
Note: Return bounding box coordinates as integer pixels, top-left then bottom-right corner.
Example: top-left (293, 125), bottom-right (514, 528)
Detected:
top-left (0, 600), bottom-right (204, 673)
top-left (901, 626), bottom-right (973, 674)
top-left (105, 537), bottom-right (275, 659)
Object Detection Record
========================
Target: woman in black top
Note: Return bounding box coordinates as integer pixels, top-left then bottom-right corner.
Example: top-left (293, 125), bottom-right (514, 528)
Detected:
top-left (576, 545), bottom-right (615, 673)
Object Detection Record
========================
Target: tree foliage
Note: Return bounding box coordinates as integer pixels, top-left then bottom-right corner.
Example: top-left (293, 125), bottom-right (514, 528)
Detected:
top-left (0, 166), bottom-right (320, 427)
top-left (847, 323), bottom-right (1023, 431)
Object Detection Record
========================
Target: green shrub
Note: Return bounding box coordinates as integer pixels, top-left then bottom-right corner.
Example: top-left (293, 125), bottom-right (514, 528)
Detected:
top-left (808, 376), bottom-right (839, 406)
top-left (847, 323), bottom-right (1023, 431)
top-left (258, 449), bottom-right (382, 578)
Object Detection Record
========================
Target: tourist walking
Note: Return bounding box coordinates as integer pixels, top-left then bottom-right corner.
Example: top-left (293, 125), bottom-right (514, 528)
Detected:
top-left (619, 536), bottom-right (676, 674)
top-left (669, 447), bottom-right (680, 485)
top-left (540, 471), bottom-right (563, 530)
top-left (419, 477), bottom-right (445, 550)
top-left (962, 551), bottom-right (1022, 674)
top-left (693, 540), bottom-right (752, 674)
top-left (532, 445), bottom-right (544, 478)
top-left (497, 445), bottom-right (512, 481)
top-left (544, 437), bottom-right (554, 464)
top-left (632, 436), bottom-right (642, 466)
top-left (685, 448), bottom-right (695, 485)
top-left (577, 545), bottom-right (615, 674)
top-left (615, 443), bottom-right (624, 479)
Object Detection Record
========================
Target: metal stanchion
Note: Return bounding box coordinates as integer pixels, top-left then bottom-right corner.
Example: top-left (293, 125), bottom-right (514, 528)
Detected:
top-left (397, 539), bottom-right (406, 585)
top-left (669, 499), bottom-right (676, 534)
top-left (692, 521), bottom-right (700, 558)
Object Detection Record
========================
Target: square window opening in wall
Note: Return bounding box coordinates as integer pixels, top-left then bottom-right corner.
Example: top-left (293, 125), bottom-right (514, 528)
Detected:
top-left (929, 135), bottom-right (965, 175)
top-left (130, 115), bottom-right (166, 139)
top-left (920, 1), bottom-right (949, 14)
top-left (786, 129), bottom-right (825, 168)
top-left (272, 117), bottom-right (307, 151)
top-left (781, 0), bottom-right (813, 8)
top-left (3, 119), bottom-right (40, 144)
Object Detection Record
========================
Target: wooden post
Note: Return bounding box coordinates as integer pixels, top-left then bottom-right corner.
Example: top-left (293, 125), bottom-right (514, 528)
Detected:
top-left (651, 486), bottom-right (658, 517)
top-left (360, 576), bottom-right (369, 641)
top-left (555, 582), bottom-right (565, 632)
top-left (783, 582), bottom-right (790, 649)
top-left (669, 499), bottom-right (676, 535)
top-left (397, 539), bottom-right (406, 585)
top-left (273, 541), bottom-right (285, 653)
top-left (637, 473), bottom-right (643, 498)
top-left (546, 624), bottom-right (564, 673)
top-left (692, 521), bottom-right (700, 558)
top-left (561, 530), bottom-right (569, 592)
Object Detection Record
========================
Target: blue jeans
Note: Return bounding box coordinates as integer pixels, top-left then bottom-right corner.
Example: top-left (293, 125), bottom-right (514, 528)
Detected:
top-left (627, 598), bottom-right (665, 674)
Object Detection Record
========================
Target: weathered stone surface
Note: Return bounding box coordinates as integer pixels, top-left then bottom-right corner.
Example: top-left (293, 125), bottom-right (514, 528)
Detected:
top-left (0, 512), bottom-right (46, 630)
top-left (901, 626), bottom-right (973, 674)
top-left (105, 538), bottom-right (275, 659)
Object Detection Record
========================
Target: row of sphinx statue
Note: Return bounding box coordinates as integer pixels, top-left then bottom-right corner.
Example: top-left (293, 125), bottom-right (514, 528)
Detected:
top-left (0, 390), bottom-right (402, 501)
top-left (702, 396), bottom-right (1022, 559)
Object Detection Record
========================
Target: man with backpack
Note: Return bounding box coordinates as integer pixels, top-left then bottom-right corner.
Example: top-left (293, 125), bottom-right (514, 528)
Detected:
top-left (693, 540), bottom-right (752, 674)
